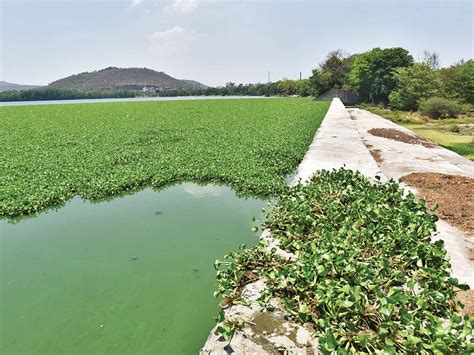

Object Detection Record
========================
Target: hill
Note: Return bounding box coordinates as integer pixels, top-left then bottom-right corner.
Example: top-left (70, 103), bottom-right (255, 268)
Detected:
top-left (0, 81), bottom-right (43, 92)
top-left (48, 67), bottom-right (207, 90)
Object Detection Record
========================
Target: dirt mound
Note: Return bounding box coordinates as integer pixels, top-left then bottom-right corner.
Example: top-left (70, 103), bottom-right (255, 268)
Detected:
top-left (368, 128), bottom-right (436, 148)
top-left (401, 172), bottom-right (474, 236)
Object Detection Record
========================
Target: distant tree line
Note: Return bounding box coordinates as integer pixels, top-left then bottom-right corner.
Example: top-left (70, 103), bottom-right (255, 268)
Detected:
top-left (0, 80), bottom-right (315, 102)
top-left (0, 88), bottom-right (136, 102)
top-left (157, 80), bottom-right (313, 97)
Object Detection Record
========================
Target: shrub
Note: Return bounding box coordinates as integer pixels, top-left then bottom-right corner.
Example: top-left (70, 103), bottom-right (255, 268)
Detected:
top-left (449, 123), bottom-right (461, 133)
top-left (419, 97), bottom-right (461, 119)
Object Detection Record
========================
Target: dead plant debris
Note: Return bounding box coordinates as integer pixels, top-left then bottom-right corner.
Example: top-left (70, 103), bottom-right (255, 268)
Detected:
top-left (368, 128), bottom-right (437, 148)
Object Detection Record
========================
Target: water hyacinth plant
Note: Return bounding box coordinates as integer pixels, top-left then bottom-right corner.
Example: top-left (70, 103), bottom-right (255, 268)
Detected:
top-left (214, 169), bottom-right (473, 353)
top-left (1, 98), bottom-right (329, 217)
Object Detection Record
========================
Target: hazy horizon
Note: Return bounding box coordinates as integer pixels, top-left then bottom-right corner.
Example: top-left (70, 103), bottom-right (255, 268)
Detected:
top-left (1, 0), bottom-right (473, 87)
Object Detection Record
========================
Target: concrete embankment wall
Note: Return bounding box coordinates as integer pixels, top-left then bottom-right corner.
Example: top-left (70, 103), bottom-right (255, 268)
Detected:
top-left (292, 99), bottom-right (472, 287)
top-left (293, 99), bottom-right (472, 287)
top-left (201, 98), bottom-right (473, 354)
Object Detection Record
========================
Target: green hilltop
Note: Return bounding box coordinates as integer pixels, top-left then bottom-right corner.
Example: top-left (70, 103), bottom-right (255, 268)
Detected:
top-left (48, 67), bottom-right (207, 91)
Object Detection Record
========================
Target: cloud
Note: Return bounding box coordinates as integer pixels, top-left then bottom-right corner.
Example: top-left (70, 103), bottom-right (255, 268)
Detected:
top-left (149, 26), bottom-right (203, 55)
top-left (150, 25), bottom-right (186, 41)
top-left (130, 0), bottom-right (142, 7)
top-left (164, 0), bottom-right (200, 14)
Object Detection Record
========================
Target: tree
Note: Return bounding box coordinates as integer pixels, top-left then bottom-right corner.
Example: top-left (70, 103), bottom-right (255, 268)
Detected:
top-left (277, 80), bottom-right (297, 96)
top-left (309, 50), bottom-right (354, 95)
top-left (348, 47), bottom-right (414, 104)
top-left (388, 63), bottom-right (442, 111)
top-left (295, 79), bottom-right (313, 97)
top-left (440, 59), bottom-right (474, 104)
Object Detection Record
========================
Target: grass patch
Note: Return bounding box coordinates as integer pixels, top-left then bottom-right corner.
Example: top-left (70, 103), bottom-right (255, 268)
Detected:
top-left (359, 105), bottom-right (424, 124)
top-left (403, 125), bottom-right (474, 160)
top-left (446, 143), bottom-right (474, 160)
top-left (0, 98), bottom-right (329, 217)
top-left (215, 169), bottom-right (473, 353)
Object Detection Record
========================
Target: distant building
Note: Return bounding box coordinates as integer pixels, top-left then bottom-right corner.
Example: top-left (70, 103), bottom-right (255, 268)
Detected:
top-left (142, 86), bottom-right (157, 93)
top-left (114, 84), bottom-right (161, 92)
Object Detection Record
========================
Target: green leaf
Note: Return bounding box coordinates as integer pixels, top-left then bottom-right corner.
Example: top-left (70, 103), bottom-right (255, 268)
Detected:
top-left (383, 346), bottom-right (396, 355)
top-left (359, 335), bottom-right (368, 348)
top-left (325, 331), bottom-right (337, 351)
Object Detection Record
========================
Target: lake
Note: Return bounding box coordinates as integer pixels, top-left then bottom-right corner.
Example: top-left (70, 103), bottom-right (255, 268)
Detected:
top-left (0, 183), bottom-right (266, 354)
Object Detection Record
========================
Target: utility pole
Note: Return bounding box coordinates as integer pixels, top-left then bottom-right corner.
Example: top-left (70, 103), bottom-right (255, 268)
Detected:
top-left (299, 72), bottom-right (302, 80)
top-left (268, 70), bottom-right (271, 83)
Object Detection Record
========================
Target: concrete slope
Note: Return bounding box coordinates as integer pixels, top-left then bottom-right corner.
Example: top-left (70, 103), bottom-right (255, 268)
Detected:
top-left (348, 107), bottom-right (473, 288)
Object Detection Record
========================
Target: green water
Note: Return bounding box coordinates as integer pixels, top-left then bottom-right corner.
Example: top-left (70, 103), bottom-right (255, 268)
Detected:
top-left (0, 183), bottom-right (266, 355)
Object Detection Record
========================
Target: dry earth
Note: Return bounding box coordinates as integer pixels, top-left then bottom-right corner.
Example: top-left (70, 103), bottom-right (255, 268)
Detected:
top-left (368, 128), bottom-right (437, 148)
top-left (401, 172), bottom-right (474, 317)
top-left (401, 172), bottom-right (474, 236)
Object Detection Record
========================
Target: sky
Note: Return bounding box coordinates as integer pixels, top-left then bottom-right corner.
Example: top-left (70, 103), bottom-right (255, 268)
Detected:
top-left (1, 0), bottom-right (472, 87)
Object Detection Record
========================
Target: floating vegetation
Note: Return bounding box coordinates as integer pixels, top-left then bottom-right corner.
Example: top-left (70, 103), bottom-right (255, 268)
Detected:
top-left (1, 98), bottom-right (329, 217)
top-left (214, 169), bottom-right (473, 353)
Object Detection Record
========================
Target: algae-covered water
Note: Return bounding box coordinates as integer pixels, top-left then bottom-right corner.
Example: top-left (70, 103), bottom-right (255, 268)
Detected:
top-left (0, 183), bottom-right (266, 354)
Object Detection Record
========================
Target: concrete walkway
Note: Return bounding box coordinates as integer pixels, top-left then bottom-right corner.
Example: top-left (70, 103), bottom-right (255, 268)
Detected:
top-left (292, 99), bottom-right (383, 184)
